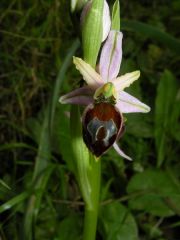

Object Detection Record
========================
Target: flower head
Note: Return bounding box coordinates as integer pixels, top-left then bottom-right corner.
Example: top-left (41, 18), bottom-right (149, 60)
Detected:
top-left (59, 30), bottom-right (150, 160)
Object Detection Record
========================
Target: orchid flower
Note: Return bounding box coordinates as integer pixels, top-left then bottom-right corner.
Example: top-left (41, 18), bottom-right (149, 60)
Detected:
top-left (59, 30), bottom-right (150, 160)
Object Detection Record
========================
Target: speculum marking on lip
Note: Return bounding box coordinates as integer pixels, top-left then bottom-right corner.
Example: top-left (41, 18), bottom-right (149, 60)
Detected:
top-left (87, 117), bottom-right (118, 147)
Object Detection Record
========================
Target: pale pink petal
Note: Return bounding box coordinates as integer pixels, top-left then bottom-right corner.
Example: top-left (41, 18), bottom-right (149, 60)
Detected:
top-left (59, 86), bottom-right (93, 103)
top-left (113, 142), bottom-right (132, 161)
top-left (99, 30), bottom-right (123, 82)
top-left (112, 71), bottom-right (140, 91)
top-left (116, 91), bottom-right (151, 113)
top-left (102, 0), bottom-right (111, 42)
top-left (60, 95), bottom-right (93, 105)
top-left (73, 57), bottom-right (104, 89)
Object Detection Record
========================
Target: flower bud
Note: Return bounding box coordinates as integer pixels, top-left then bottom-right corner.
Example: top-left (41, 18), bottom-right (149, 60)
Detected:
top-left (81, 0), bottom-right (111, 42)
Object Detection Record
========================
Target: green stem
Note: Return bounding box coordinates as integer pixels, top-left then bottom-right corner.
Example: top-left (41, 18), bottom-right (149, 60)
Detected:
top-left (83, 154), bottom-right (101, 240)
top-left (83, 208), bottom-right (98, 240)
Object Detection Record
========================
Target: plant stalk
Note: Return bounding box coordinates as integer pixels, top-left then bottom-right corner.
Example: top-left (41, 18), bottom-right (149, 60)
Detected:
top-left (83, 154), bottom-right (101, 240)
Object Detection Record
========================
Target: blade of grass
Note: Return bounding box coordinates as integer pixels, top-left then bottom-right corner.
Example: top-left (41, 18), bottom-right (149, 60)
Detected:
top-left (121, 20), bottom-right (180, 54)
top-left (23, 164), bottom-right (54, 240)
top-left (0, 142), bottom-right (37, 152)
top-left (23, 104), bottom-right (51, 240)
top-left (49, 38), bottom-right (80, 132)
top-left (23, 39), bottom-right (80, 240)
top-left (0, 179), bottom-right (11, 190)
top-left (155, 70), bottom-right (177, 167)
top-left (0, 192), bottom-right (30, 214)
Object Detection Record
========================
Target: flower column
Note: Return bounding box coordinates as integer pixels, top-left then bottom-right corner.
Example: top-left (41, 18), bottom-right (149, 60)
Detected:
top-left (70, 1), bottom-right (107, 240)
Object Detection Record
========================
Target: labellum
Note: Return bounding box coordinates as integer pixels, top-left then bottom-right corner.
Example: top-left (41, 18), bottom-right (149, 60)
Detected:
top-left (82, 83), bottom-right (123, 157)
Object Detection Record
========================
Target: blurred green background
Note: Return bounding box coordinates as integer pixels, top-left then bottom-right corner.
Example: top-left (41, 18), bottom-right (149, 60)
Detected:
top-left (0, 0), bottom-right (180, 239)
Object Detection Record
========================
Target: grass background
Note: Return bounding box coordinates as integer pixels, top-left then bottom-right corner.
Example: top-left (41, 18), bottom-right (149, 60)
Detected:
top-left (0, 0), bottom-right (180, 239)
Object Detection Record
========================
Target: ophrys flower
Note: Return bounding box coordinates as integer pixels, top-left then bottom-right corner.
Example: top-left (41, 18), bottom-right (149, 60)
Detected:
top-left (60, 30), bottom-right (150, 160)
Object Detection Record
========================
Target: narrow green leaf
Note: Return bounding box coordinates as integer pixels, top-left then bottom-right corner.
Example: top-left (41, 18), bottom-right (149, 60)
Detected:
top-left (121, 20), bottom-right (180, 54)
top-left (170, 90), bottom-right (180, 142)
top-left (49, 39), bottom-right (80, 132)
top-left (52, 105), bottom-right (75, 173)
top-left (24, 39), bottom-right (80, 240)
top-left (155, 70), bottom-right (177, 167)
top-left (0, 192), bottom-right (29, 214)
top-left (111, 0), bottom-right (120, 31)
top-left (0, 179), bottom-right (11, 190)
top-left (0, 142), bottom-right (36, 152)
top-left (32, 106), bottom-right (51, 181)
top-left (23, 165), bottom-right (54, 240)
top-left (70, 105), bottom-right (91, 208)
top-left (82, 0), bottom-right (104, 67)
top-left (23, 105), bottom-right (51, 240)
